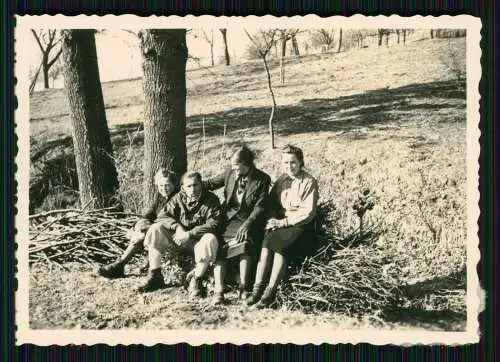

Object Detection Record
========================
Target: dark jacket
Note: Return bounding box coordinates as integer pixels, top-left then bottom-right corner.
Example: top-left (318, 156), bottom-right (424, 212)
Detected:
top-left (141, 193), bottom-right (171, 222)
top-left (157, 189), bottom-right (222, 240)
top-left (204, 166), bottom-right (271, 229)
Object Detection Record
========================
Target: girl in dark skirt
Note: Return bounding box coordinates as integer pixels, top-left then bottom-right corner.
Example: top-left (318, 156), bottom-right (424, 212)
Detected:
top-left (204, 145), bottom-right (271, 304)
top-left (246, 145), bottom-right (319, 308)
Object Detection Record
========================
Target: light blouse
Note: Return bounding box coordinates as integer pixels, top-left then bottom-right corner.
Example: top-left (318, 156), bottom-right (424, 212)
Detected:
top-left (271, 170), bottom-right (319, 227)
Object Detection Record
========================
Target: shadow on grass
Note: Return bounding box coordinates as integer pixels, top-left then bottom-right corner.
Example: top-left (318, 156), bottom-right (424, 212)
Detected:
top-left (388, 267), bottom-right (467, 331)
top-left (98, 79), bottom-right (465, 145)
top-left (188, 79), bottom-right (465, 140)
top-left (30, 79), bottom-right (464, 212)
top-left (386, 307), bottom-right (466, 331)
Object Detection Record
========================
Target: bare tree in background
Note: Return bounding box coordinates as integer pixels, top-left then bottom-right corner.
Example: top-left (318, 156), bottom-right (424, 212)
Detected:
top-left (279, 29), bottom-right (299, 84)
top-left (291, 33), bottom-right (300, 56)
top-left (61, 29), bottom-right (120, 209)
top-left (31, 29), bottom-right (63, 89)
top-left (139, 29), bottom-right (188, 206)
top-left (48, 58), bottom-right (63, 87)
top-left (337, 29), bottom-right (343, 53)
top-left (244, 29), bottom-right (278, 149)
top-left (311, 29), bottom-right (335, 53)
top-left (29, 63), bottom-right (42, 95)
top-left (395, 29), bottom-right (409, 44)
top-left (219, 28), bottom-right (230, 66)
top-left (378, 29), bottom-right (391, 47)
top-left (196, 29), bottom-right (215, 66)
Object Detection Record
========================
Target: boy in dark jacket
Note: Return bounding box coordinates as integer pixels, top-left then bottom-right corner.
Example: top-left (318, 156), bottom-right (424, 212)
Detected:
top-left (138, 172), bottom-right (222, 297)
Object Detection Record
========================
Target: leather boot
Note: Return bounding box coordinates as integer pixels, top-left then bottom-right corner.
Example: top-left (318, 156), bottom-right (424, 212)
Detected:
top-left (98, 261), bottom-right (125, 279)
top-left (245, 283), bottom-right (264, 306)
top-left (188, 276), bottom-right (205, 298)
top-left (237, 283), bottom-right (249, 301)
top-left (137, 268), bottom-right (166, 293)
top-left (254, 287), bottom-right (278, 309)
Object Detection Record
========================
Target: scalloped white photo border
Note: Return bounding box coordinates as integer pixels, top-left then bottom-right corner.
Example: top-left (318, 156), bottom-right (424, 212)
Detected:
top-left (14, 14), bottom-right (482, 346)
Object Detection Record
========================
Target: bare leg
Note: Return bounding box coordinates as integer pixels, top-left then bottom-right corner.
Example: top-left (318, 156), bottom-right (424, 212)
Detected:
top-left (213, 261), bottom-right (226, 293)
top-left (254, 252), bottom-right (287, 307)
top-left (212, 260), bottom-right (226, 304)
top-left (266, 252), bottom-right (287, 291)
top-left (239, 254), bottom-right (251, 288)
top-left (253, 247), bottom-right (273, 286)
top-left (246, 247), bottom-right (273, 305)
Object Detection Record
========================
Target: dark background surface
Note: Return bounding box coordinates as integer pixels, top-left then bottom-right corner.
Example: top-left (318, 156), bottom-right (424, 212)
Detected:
top-left (2, 0), bottom-right (498, 360)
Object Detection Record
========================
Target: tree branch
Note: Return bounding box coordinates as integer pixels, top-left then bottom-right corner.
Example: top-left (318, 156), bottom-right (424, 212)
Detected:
top-left (46, 30), bottom-right (60, 52)
top-left (200, 30), bottom-right (212, 44)
top-left (47, 48), bottom-right (63, 68)
top-left (122, 29), bottom-right (139, 37)
top-left (31, 29), bottom-right (45, 52)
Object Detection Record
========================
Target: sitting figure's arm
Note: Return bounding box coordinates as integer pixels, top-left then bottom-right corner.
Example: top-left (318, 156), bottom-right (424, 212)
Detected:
top-left (283, 177), bottom-right (319, 228)
top-left (236, 174), bottom-right (271, 242)
top-left (134, 198), bottom-right (160, 232)
top-left (203, 168), bottom-right (229, 191)
top-left (188, 195), bottom-right (222, 241)
top-left (156, 195), bottom-right (182, 232)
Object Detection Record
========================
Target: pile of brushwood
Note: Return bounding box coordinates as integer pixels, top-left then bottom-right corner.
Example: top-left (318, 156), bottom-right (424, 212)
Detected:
top-left (29, 202), bottom-right (402, 316)
top-left (277, 201), bottom-right (401, 316)
top-left (29, 207), bottom-right (137, 269)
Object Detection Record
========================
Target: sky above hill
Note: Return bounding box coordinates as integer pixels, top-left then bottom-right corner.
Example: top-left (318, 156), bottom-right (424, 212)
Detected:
top-left (26, 29), bottom-right (262, 87)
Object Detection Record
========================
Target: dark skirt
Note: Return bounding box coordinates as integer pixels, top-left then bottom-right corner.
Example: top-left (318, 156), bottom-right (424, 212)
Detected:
top-left (217, 218), bottom-right (264, 260)
top-left (262, 221), bottom-right (316, 259)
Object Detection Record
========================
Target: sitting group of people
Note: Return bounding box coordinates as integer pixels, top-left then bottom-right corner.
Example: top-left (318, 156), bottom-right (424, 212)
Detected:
top-left (98, 144), bottom-right (319, 308)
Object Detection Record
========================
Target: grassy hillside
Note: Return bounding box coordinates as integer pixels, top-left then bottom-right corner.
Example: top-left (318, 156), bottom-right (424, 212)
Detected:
top-left (29, 35), bottom-right (468, 331)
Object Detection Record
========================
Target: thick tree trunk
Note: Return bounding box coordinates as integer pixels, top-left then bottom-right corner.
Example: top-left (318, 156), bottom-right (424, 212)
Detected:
top-left (403, 30), bottom-right (407, 44)
top-left (396, 30), bottom-right (400, 44)
top-left (61, 29), bottom-right (120, 209)
top-left (378, 30), bottom-right (383, 46)
top-left (430, 29), bottom-right (434, 39)
top-left (140, 29), bottom-right (188, 207)
top-left (337, 29), bottom-right (342, 53)
top-left (220, 29), bottom-right (230, 66)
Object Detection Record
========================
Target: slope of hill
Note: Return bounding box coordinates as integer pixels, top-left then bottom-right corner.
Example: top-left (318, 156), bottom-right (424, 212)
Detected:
top-left (28, 35), bottom-right (468, 331)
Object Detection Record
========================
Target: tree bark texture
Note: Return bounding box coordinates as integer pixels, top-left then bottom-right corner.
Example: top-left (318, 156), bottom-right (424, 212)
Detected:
top-left (220, 29), bottom-right (230, 66)
top-left (140, 29), bottom-right (188, 206)
top-left (43, 56), bottom-right (49, 88)
top-left (61, 29), bottom-right (120, 209)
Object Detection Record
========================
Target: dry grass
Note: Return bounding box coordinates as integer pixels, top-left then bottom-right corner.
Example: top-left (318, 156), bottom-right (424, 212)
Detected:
top-left (28, 34), bottom-right (467, 330)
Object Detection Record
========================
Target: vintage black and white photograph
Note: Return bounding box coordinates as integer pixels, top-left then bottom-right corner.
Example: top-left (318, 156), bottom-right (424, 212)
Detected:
top-left (16, 15), bottom-right (481, 345)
